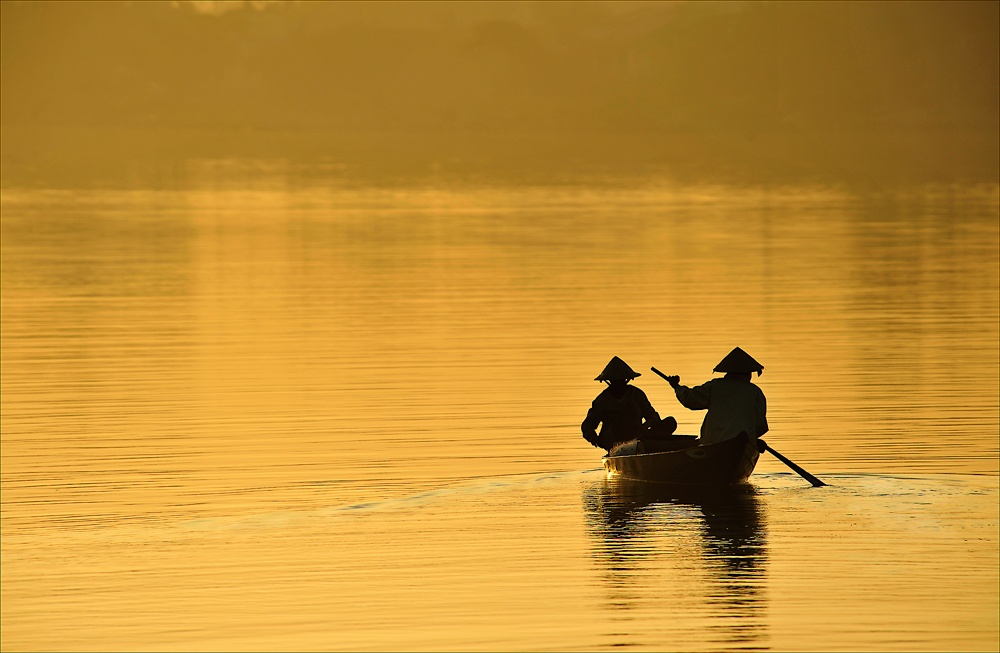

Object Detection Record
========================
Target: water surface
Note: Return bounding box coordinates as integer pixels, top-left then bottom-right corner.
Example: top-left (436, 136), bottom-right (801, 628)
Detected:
top-left (2, 181), bottom-right (997, 650)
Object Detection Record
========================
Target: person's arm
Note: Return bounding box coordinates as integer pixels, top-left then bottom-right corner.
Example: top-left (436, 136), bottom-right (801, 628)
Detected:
top-left (582, 405), bottom-right (602, 448)
top-left (755, 389), bottom-right (768, 436)
top-left (633, 387), bottom-right (661, 425)
top-left (673, 378), bottom-right (712, 410)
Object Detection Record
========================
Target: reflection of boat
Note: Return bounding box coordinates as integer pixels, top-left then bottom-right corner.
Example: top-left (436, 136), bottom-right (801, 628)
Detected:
top-left (582, 476), bottom-right (768, 648)
top-left (604, 432), bottom-right (759, 485)
top-left (584, 476), bottom-right (766, 554)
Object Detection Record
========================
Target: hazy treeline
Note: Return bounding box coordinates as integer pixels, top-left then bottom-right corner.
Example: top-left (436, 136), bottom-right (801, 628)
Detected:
top-left (2, 1), bottom-right (997, 186)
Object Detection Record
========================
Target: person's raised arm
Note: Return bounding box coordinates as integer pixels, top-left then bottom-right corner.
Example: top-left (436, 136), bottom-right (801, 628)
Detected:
top-left (674, 379), bottom-right (712, 410)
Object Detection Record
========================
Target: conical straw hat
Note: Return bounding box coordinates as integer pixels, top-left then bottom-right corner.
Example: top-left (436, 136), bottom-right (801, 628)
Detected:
top-left (714, 347), bottom-right (764, 376)
top-left (595, 356), bottom-right (641, 381)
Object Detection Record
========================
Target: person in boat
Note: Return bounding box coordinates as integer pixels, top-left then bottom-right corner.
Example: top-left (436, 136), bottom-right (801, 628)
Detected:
top-left (663, 347), bottom-right (768, 445)
top-left (582, 356), bottom-right (677, 451)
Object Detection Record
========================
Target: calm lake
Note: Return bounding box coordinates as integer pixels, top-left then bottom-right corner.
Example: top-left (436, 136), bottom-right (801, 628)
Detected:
top-left (2, 178), bottom-right (997, 651)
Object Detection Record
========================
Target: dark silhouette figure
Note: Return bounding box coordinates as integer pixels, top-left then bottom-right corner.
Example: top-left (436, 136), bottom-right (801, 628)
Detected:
top-left (582, 356), bottom-right (677, 451)
top-left (663, 347), bottom-right (768, 445)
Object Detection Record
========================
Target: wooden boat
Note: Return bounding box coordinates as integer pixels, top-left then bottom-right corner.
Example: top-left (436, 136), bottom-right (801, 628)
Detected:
top-left (603, 432), bottom-right (760, 485)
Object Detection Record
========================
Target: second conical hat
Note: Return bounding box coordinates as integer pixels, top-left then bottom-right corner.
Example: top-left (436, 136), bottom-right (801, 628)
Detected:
top-left (714, 347), bottom-right (764, 376)
top-left (595, 356), bottom-right (641, 381)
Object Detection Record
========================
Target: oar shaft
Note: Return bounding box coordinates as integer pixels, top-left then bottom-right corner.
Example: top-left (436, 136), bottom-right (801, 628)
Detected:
top-left (758, 439), bottom-right (826, 487)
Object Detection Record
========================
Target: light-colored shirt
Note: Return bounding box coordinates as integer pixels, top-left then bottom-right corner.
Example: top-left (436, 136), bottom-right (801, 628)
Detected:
top-left (674, 377), bottom-right (768, 444)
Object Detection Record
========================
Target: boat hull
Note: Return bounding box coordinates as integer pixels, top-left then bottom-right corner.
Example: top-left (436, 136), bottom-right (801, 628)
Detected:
top-left (603, 432), bottom-right (759, 485)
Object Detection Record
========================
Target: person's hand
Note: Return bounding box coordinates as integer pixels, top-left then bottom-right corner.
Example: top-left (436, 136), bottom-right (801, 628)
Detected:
top-left (583, 429), bottom-right (600, 448)
top-left (666, 375), bottom-right (680, 389)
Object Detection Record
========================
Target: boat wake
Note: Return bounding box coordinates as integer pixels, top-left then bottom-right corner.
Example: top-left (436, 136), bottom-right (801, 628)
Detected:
top-left (179, 468), bottom-right (606, 532)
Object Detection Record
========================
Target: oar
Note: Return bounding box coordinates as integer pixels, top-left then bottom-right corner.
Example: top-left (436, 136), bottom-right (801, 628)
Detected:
top-left (650, 366), bottom-right (672, 383)
top-left (756, 440), bottom-right (826, 487)
top-left (651, 365), bottom-right (826, 487)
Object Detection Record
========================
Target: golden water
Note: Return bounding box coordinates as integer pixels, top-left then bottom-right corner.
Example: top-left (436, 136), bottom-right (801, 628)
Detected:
top-left (2, 181), bottom-right (998, 651)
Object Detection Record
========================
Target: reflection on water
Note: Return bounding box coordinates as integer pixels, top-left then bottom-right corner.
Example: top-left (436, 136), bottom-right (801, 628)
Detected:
top-left (2, 180), bottom-right (997, 650)
top-left (585, 478), bottom-right (768, 650)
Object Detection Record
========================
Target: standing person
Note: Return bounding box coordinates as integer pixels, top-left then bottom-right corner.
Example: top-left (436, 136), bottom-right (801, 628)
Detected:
top-left (582, 356), bottom-right (677, 451)
top-left (663, 347), bottom-right (768, 445)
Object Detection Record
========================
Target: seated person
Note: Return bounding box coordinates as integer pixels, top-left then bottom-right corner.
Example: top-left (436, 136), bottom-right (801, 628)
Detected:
top-left (582, 356), bottom-right (677, 452)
